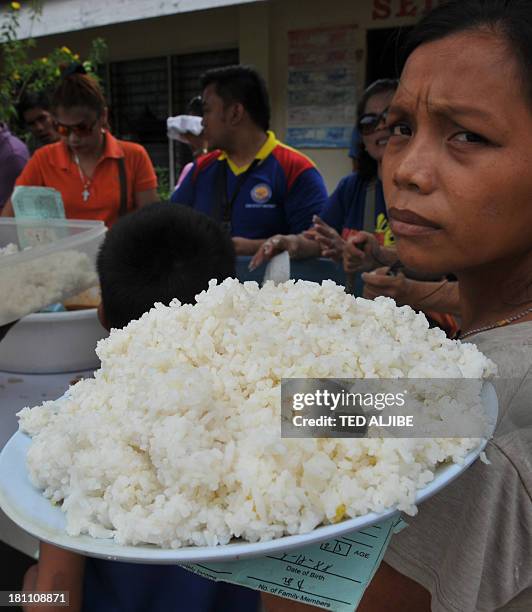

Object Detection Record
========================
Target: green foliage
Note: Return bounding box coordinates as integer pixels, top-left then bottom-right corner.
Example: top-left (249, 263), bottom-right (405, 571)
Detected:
top-left (0, 1), bottom-right (107, 127)
top-left (155, 166), bottom-right (171, 201)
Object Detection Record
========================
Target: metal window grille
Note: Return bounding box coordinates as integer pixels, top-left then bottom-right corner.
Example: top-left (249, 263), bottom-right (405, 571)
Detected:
top-left (107, 48), bottom-right (239, 191)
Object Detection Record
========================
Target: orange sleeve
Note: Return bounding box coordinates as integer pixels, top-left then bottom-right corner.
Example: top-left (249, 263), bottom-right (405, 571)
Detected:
top-left (15, 151), bottom-right (45, 187)
top-left (129, 144), bottom-right (158, 193)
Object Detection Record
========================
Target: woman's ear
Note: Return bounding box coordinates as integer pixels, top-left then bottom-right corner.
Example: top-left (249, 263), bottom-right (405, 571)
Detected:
top-left (97, 302), bottom-right (110, 331)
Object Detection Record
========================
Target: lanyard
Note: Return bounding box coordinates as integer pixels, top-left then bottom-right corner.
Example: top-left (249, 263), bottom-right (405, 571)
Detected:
top-left (217, 158), bottom-right (260, 233)
top-left (363, 179), bottom-right (378, 233)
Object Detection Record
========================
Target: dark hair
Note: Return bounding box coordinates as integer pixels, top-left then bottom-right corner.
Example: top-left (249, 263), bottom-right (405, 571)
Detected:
top-left (401, 0), bottom-right (532, 104)
top-left (97, 203), bottom-right (236, 329)
top-left (200, 65), bottom-right (270, 131)
top-left (51, 66), bottom-right (106, 117)
top-left (17, 89), bottom-right (52, 123)
top-left (356, 79), bottom-right (398, 180)
top-left (187, 95), bottom-right (203, 117)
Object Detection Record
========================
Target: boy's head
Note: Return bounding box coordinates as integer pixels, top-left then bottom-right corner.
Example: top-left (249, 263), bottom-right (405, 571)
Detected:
top-left (17, 90), bottom-right (60, 146)
top-left (200, 65), bottom-right (270, 150)
top-left (97, 203), bottom-right (236, 329)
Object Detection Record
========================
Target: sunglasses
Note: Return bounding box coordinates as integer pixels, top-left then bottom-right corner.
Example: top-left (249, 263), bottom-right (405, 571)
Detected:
top-left (357, 108), bottom-right (389, 135)
top-left (53, 117), bottom-right (99, 137)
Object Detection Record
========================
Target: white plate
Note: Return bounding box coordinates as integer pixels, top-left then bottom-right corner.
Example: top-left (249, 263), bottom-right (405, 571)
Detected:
top-left (0, 383), bottom-right (497, 564)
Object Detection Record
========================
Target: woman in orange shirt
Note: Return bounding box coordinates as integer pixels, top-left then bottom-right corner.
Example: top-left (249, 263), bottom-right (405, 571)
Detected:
top-left (2, 65), bottom-right (159, 226)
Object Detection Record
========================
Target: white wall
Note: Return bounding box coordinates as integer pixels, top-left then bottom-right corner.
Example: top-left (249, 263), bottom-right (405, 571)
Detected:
top-left (14, 0), bottom-right (265, 39)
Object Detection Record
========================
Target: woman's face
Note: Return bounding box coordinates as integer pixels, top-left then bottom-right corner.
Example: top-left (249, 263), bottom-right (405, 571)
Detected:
top-left (361, 90), bottom-right (395, 162)
top-left (54, 106), bottom-right (106, 155)
top-left (383, 31), bottom-right (532, 276)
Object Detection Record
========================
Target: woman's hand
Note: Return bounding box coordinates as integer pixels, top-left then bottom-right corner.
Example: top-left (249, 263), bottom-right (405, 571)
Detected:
top-left (343, 231), bottom-right (383, 274)
top-left (362, 267), bottom-right (409, 304)
top-left (303, 215), bottom-right (345, 261)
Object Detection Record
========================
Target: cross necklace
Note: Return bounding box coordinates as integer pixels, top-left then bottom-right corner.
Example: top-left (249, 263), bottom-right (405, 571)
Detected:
top-left (73, 153), bottom-right (92, 202)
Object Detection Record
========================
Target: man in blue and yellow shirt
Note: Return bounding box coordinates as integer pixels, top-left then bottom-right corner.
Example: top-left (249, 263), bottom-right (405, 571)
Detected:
top-left (171, 65), bottom-right (328, 255)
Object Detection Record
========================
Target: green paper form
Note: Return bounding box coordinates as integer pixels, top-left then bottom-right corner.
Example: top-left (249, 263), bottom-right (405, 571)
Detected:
top-left (12, 186), bottom-right (65, 220)
top-left (183, 516), bottom-right (405, 611)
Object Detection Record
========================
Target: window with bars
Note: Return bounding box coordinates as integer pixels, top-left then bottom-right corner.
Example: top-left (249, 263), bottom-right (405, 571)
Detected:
top-left (106, 48), bottom-right (239, 190)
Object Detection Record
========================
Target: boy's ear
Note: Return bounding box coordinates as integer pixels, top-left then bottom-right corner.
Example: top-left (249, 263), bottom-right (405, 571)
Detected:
top-left (97, 302), bottom-right (110, 332)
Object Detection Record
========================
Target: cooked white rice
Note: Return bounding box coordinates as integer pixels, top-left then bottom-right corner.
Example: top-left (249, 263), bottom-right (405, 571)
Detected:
top-left (0, 243), bottom-right (19, 257)
top-left (0, 249), bottom-right (97, 324)
top-left (18, 279), bottom-right (496, 547)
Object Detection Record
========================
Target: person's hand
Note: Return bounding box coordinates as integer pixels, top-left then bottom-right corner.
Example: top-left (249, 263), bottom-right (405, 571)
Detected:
top-left (232, 236), bottom-right (266, 256)
top-left (183, 133), bottom-right (207, 157)
top-left (22, 564), bottom-right (37, 612)
top-left (22, 543), bottom-right (84, 612)
top-left (343, 231), bottom-right (381, 274)
top-left (362, 267), bottom-right (410, 304)
top-left (22, 563), bottom-right (79, 612)
top-left (303, 215), bottom-right (344, 261)
top-left (249, 235), bottom-right (300, 270)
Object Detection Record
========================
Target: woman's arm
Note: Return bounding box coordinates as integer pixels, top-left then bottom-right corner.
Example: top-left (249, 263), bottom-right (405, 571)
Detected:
top-left (233, 237), bottom-right (268, 256)
top-left (134, 188), bottom-right (159, 209)
top-left (362, 270), bottom-right (461, 317)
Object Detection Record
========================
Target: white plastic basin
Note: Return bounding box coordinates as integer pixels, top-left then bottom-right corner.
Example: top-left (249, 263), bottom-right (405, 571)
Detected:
top-left (0, 309), bottom-right (108, 374)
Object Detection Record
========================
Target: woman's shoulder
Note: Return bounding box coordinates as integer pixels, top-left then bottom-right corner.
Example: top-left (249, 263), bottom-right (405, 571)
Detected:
top-left (114, 138), bottom-right (150, 159)
top-left (469, 322), bottom-right (532, 435)
top-left (30, 141), bottom-right (64, 162)
top-left (336, 171), bottom-right (376, 191)
top-left (18, 142), bottom-right (67, 178)
top-left (330, 172), bottom-right (372, 203)
top-left (469, 320), bottom-right (532, 350)
top-left (469, 321), bottom-right (532, 374)
top-left (338, 171), bottom-right (362, 187)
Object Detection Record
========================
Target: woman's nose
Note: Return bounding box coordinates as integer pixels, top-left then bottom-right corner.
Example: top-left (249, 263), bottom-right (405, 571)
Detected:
top-left (390, 138), bottom-right (435, 194)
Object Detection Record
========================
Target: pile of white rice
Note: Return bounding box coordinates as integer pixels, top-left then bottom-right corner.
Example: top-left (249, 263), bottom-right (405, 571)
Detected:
top-left (0, 243), bottom-right (19, 257)
top-left (18, 279), bottom-right (495, 547)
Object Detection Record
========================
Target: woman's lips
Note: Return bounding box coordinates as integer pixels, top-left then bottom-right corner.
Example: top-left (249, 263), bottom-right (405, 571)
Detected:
top-left (389, 208), bottom-right (441, 237)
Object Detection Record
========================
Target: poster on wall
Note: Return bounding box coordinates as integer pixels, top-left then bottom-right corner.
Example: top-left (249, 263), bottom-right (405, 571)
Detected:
top-left (286, 25), bottom-right (358, 148)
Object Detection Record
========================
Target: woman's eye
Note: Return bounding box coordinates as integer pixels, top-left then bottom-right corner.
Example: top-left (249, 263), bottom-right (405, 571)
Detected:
top-left (452, 131), bottom-right (488, 144)
top-left (389, 123), bottom-right (411, 137)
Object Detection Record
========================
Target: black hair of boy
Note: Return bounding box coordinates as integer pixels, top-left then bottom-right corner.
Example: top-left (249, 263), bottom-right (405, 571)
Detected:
top-left (200, 65), bottom-right (270, 132)
top-left (16, 90), bottom-right (51, 125)
top-left (97, 203), bottom-right (236, 329)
